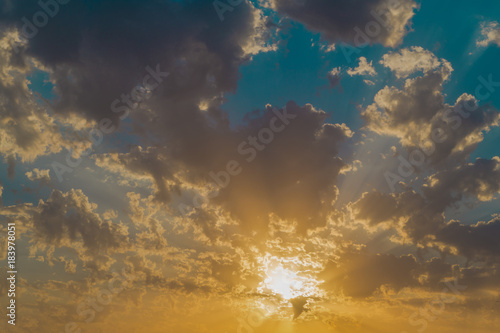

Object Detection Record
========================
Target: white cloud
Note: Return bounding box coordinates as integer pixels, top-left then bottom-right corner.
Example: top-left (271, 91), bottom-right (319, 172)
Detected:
top-left (477, 21), bottom-right (500, 47)
top-left (347, 57), bottom-right (376, 76)
top-left (380, 46), bottom-right (443, 79)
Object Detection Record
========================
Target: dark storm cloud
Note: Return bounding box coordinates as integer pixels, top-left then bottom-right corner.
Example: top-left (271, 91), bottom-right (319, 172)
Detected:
top-left (0, 0), bottom-right (272, 124)
top-left (352, 157), bottom-right (500, 259)
top-left (352, 189), bottom-right (423, 226)
top-left (96, 102), bottom-right (353, 235)
top-left (436, 219), bottom-right (500, 261)
top-left (268, 0), bottom-right (418, 47)
top-left (422, 157), bottom-right (500, 209)
top-left (32, 189), bottom-right (129, 254)
top-left (213, 102), bottom-right (352, 233)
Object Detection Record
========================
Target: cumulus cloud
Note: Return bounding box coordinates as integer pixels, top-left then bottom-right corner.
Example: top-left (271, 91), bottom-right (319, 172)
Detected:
top-left (380, 46), bottom-right (442, 78)
top-left (267, 0), bottom-right (418, 47)
top-left (95, 146), bottom-right (177, 203)
top-left (0, 0), bottom-right (276, 130)
top-left (95, 102), bottom-right (353, 235)
top-left (352, 157), bottom-right (500, 259)
top-left (29, 189), bottom-right (130, 272)
top-left (364, 49), bottom-right (500, 165)
top-left (477, 21), bottom-right (500, 47)
top-left (318, 249), bottom-right (474, 298)
top-left (0, 31), bottom-right (91, 166)
top-left (1, 1), bottom-right (499, 330)
top-left (26, 168), bottom-right (51, 185)
top-left (213, 102), bottom-right (353, 234)
top-left (423, 156), bottom-right (500, 206)
top-left (436, 219), bottom-right (500, 260)
top-left (347, 57), bottom-right (376, 76)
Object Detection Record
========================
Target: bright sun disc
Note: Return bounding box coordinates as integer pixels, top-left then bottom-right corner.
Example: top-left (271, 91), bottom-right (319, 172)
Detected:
top-left (258, 254), bottom-right (321, 300)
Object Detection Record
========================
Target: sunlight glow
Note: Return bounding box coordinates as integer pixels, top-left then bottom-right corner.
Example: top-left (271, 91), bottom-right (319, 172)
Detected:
top-left (257, 254), bottom-right (322, 300)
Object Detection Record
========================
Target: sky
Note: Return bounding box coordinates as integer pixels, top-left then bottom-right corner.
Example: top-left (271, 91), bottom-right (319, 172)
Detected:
top-left (0, 0), bottom-right (500, 332)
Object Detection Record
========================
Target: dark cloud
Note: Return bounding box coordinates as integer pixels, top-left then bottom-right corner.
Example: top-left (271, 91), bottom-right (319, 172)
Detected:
top-left (423, 157), bottom-right (500, 208)
top-left (32, 189), bottom-right (129, 255)
top-left (97, 102), bottom-right (353, 235)
top-left (436, 219), bottom-right (500, 261)
top-left (212, 102), bottom-right (352, 234)
top-left (353, 157), bottom-right (500, 259)
top-left (364, 48), bottom-right (500, 165)
top-left (317, 250), bottom-right (499, 299)
top-left (268, 0), bottom-right (417, 47)
top-left (1, 0), bottom-right (274, 126)
top-left (352, 189), bottom-right (423, 226)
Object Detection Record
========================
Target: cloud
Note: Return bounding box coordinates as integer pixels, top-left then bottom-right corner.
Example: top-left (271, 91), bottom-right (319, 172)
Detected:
top-left (423, 157), bottom-right (500, 207)
top-left (95, 146), bottom-right (177, 203)
top-left (477, 21), bottom-right (500, 47)
top-left (29, 189), bottom-right (130, 271)
top-left (351, 189), bottom-right (423, 227)
top-left (352, 157), bottom-right (500, 258)
top-left (26, 168), bottom-right (51, 185)
top-left (364, 50), bottom-right (500, 164)
top-left (0, 31), bottom-right (91, 165)
top-left (436, 218), bottom-right (500, 260)
top-left (347, 57), bottom-right (376, 76)
top-left (327, 67), bottom-right (342, 87)
top-left (380, 46), bottom-right (442, 78)
top-left (0, 0), bottom-right (276, 129)
top-left (1, 1), bottom-right (499, 329)
top-left (268, 0), bottom-right (418, 47)
top-left (213, 103), bottom-right (352, 234)
top-left (95, 102), bottom-right (353, 236)
top-left (321, 252), bottom-right (418, 297)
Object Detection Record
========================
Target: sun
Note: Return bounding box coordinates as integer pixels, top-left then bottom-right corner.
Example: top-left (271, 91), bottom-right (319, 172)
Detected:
top-left (257, 254), bottom-right (322, 301)
top-left (263, 265), bottom-right (306, 300)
